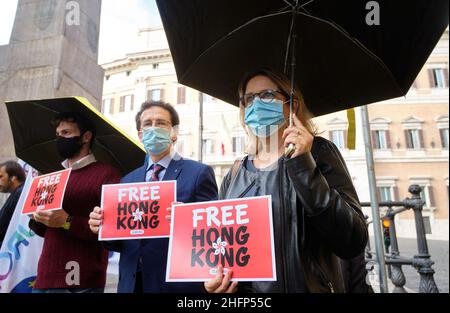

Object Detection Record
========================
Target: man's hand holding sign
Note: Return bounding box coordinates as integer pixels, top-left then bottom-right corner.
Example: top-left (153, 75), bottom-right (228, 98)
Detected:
top-left (97, 181), bottom-right (176, 240)
top-left (22, 169), bottom-right (72, 228)
top-left (33, 209), bottom-right (69, 228)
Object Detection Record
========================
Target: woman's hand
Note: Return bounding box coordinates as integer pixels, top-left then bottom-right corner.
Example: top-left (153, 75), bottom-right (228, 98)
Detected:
top-left (88, 206), bottom-right (103, 234)
top-left (282, 113), bottom-right (313, 158)
top-left (204, 265), bottom-right (238, 293)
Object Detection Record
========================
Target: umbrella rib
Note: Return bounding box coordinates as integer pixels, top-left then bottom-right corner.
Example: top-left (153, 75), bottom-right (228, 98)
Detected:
top-left (26, 101), bottom-right (60, 114)
top-left (299, 0), bottom-right (316, 10)
top-left (180, 7), bottom-right (404, 100)
top-left (19, 139), bottom-right (57, 155)
top-left (284, 8), bottom-right (297, 74)
top-left (283, 0), bottom-right (295, 9)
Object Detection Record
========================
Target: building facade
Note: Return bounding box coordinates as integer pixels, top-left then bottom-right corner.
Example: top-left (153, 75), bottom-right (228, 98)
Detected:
top-left (101, 27), bottom-right (449, 240)
top-left (101, 27), bottom-right (244, 185)
top-left (313, 28), bottom-right (449, 240)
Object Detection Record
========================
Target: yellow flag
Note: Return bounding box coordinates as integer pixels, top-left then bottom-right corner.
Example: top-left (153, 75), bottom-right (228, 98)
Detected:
top-left (347, 108), bottom-right (356, 150)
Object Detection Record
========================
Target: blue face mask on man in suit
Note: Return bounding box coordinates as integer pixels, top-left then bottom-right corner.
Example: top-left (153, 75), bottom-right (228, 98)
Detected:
top-left (244, 98), bottom-right (286, 137)
top-left (142, 127), bottom-right (172, 155)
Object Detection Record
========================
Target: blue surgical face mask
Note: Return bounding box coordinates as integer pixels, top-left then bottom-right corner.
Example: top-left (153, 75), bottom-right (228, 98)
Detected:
top-left (244, 98), bottom-right (286, 137)
top-left (142, 127), bottom-right (172, 155)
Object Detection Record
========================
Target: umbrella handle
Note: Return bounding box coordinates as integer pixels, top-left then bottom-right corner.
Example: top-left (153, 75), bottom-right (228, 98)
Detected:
top-left (285, 143), bottom-right (295, 158)
top-left (284, 114), bottom-right (295, 157)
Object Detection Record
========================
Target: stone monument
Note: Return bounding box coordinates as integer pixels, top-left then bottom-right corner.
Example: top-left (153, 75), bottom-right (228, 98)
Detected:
top-left (0, 0), bottom-right (104, 163)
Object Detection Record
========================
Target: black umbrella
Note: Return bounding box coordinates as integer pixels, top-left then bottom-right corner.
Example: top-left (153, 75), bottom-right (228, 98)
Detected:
top-left (5, 97), bottom-right (146, 175)
top-left (156, 0), bottom-right (449, 117)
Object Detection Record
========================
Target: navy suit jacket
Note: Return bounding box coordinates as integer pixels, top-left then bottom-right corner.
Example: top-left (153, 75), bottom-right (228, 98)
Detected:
top-left (104, 155), bottom-right (218, 293)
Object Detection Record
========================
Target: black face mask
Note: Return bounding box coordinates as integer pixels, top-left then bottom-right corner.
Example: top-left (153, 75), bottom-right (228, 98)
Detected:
top-left (56, 136), bottom-right (83, 159)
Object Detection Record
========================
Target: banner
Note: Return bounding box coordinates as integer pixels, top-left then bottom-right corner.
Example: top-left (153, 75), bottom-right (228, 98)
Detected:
top-left (99, 181), bottom-right (176, 240)
top-left (22, 169), bottom-right (71, 215)
top-left (0, 163), bottom-right (43, 293)
top-left (166, 196), bottom-right (276, 282)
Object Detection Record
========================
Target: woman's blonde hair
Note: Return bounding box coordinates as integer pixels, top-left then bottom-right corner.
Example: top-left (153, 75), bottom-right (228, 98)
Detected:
top-left (238, 68), bottom-right (317, 154)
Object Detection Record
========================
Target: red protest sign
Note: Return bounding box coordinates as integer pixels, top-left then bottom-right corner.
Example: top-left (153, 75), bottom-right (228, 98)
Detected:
top-left (99, 181), bottom-right (176, 240)
top-left (166, 196), bottom-right (276, 282)
top-left (22, 168), bottom-right (72, 215)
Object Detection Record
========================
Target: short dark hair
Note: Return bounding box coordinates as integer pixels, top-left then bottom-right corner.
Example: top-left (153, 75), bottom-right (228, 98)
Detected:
top-left (0, 161), bottom-right (26, 183)
top-left (135, 101), bottom-right (180, 131)
top-left (52, 112), bottom-right (96, 147)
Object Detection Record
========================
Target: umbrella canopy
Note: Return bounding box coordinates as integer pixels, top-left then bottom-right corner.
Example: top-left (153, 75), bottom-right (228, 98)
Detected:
top-left (5, 97), bottom-right (146, 175)
top-left (156, 0), bottom-right (449, 116)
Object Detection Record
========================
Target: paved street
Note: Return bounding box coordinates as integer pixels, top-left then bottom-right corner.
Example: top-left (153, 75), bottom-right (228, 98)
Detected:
top-left (368, 236), bottom-right (449, 293)
top-left (106, 237), bottom-right (449, 293)
top-left (397, 237), bottom-right (448, 293)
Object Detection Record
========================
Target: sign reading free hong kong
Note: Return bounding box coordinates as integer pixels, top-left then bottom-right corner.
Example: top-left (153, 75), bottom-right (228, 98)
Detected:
top-left (166, 196), bottom-right (276, 282)
top-left (22, 169), bottom-right (72, 214)
top-left (99, 181), bottom-right (176, 240)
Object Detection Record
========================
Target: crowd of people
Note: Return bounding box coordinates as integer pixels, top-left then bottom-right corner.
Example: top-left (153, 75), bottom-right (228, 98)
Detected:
top-left (0, 69), bottom-right (370, 293)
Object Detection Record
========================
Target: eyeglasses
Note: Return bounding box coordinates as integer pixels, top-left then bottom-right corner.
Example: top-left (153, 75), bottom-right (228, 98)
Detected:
top-left (240, 89), bottom-right (288, 107)
top-left (140, 119), bottom-right (172, 131)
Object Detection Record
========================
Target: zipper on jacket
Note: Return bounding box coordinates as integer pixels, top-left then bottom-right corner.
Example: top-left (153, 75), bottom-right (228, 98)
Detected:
top-left (328, 282), bottom-right (335, 293)
top-left (278, 161), bottom-right (289, 293)
top-left (316, 264), bottom-right (335, 293)
top-left (237, 180), bottom-right (256, 198)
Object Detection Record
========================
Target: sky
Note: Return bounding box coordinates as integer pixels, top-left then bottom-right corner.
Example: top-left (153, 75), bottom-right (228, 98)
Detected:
top-left (0, 0), bottom-right (162, 64)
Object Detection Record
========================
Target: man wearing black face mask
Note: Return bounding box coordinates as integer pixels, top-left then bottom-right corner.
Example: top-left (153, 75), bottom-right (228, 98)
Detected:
top-left (29, 112), bottom-right (121, 293)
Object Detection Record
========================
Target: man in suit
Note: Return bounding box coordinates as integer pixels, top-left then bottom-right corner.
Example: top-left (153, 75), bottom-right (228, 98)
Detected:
top-left (89, 101), bottom-right (218, 293)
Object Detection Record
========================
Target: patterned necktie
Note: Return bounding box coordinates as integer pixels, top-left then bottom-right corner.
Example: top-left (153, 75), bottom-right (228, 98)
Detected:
top-left (150, 164), bottom-right (165, 181)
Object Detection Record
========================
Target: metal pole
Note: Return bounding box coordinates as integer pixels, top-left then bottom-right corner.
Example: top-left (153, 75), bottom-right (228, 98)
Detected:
top-left (360, 104), bottom-right (389, 293)
top-left (198, 91), bottom-right (203, 162)
top-left (284, 3), bottom-right (298, 157)
top-left (385, 208), bottom-right (407, 293)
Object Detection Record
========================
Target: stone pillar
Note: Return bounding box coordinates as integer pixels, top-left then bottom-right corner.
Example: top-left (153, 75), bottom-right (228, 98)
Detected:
top-left (0, 0), bottom-right (103, 163)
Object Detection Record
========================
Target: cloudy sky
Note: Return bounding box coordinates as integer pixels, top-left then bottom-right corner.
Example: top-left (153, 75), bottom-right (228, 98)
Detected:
top-left (0, 0), bottom-right (162, 64)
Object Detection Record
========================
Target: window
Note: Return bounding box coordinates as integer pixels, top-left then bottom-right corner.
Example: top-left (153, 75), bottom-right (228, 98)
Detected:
top-left (330, 130), bottom-right (345, 150)
top-left (440, 128), bottom-right (449, 149)
top-left (419, 185), bottom-right (436, 208)
top-left (148, 89), bottom-right (163, 101)
top-left (327, 118), bottom-right (347, 150)
top-left (376, 178), bottom-right (399, 203)
top-left (409, 178), bottom-right (436, 209)
top-left (379, 186), bottom-right (393, 202)
top-left (436, 116), bottom-right (449, 150)
top-left (372, 130), bottom-right (391, 149)
top-left (177, 86), bottom-right (186, 104)
top-left (428, 67), bottom-right (448, 88)
top-left (119, 95), bottom-right (134, 112)
top-left (402, 117), bottom-right (424, 150)
top-left (152, 63), bottom-right (159, 70)
top-left (370, 118), bottom-right (392, 150)
top-left (109, 99), bottom-right (115, 114)
top-left (232, 136), bottom-right (245, 154)
top-left (202, 139), bottom-right (214, 155)
top-left (126, 71), bottom-right (131, 77)
top-left (202, 94), bottom-right (214, 103)
top-left (119, 98), bottom-right (125, 112)
top-left (102, 98), bottom-right (114, 115)
top-left (405, 129), bottom-right (423, 149)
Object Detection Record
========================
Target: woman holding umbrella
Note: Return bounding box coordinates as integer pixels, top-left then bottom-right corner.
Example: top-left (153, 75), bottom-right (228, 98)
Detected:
top-left (204, 68), bottom-right (368, 293)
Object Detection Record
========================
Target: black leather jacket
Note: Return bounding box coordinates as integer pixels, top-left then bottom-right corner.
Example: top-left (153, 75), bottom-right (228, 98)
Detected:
top-left (220, 137), bottom-right (368, 293)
